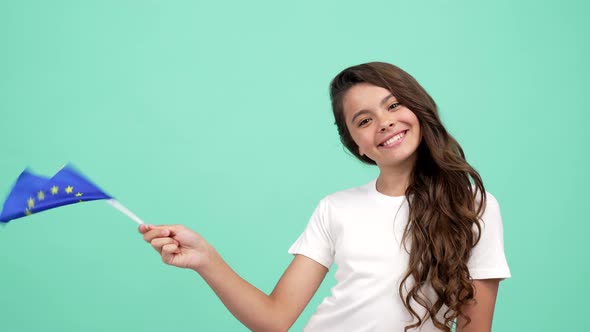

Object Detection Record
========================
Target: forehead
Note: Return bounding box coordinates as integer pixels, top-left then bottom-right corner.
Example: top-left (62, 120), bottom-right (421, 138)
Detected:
top-left (342, 83), bottom-right (395, 117)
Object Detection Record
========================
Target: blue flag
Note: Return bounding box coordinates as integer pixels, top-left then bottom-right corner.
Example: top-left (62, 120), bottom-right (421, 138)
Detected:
top-left (0, 164), bottom-right (112, 223)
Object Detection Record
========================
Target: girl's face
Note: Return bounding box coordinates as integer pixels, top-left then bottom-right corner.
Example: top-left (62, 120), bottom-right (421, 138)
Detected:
top-left (342, 83), bottom-right (421, 170)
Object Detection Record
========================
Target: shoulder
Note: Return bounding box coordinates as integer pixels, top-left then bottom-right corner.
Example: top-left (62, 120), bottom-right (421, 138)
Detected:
top-left (468, 190), bottom-right (511, 279)
top-left (320, 180), bottom-right (373, 207)
top-left (472, 187), bottom-right (501, 212)
top-left (475, 190), bottom-right (505, 232)
top-left (484, 191), bottom-right (499, 207)
top-left (483, 191), bottom-right (501, 212)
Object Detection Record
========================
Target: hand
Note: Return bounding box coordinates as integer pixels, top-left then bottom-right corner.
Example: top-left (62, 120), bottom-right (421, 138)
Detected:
top-left (139, 224), bottom-right (213, 271)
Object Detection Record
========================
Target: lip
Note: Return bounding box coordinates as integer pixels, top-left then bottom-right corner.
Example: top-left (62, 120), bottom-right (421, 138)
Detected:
top-left (377, 130), bottom-right (408, 148)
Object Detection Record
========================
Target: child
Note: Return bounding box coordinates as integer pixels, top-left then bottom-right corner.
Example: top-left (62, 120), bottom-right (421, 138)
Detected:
top-left (139, 62), bottom-right (510, 332)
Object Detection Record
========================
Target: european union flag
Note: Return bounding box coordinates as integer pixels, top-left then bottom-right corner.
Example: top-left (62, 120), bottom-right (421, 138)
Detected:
top-left (0, 164), bottom-right (112, 223)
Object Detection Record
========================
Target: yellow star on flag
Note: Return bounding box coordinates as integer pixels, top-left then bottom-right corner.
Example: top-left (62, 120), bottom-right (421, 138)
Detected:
top-left (27, 197), bottom-right (35, 209)
top-left (75, 192), bottom-right (83, 197)
top-left (37, 191), bottom-right (45, 201)
top-left (65, 186), bottom-right (74, 194)
top-left (25, 209), bottom-right (32, 216)
top-left (51, 186), bottom-right (59, 195)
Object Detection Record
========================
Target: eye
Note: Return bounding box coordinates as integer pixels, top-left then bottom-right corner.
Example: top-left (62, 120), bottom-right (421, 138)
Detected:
top-left (388, 102), bottom-right (400, 111)
top-left (358, 118), bottom-right (371, 127)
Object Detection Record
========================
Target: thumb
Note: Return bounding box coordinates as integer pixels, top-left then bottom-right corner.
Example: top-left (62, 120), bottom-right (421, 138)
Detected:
top-left (162, 250), bottom-right (176, 265)
top-left (160, 242), bottom-right (178, 262)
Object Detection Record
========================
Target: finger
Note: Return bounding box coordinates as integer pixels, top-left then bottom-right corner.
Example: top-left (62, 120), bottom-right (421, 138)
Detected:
top-left (162, 243), bottom-right (179, 254)
top-left (138, 224), bottom-right (150, 234)
top-left (146, 224), bottom-right (186, 236)
top-left (144, 224), bottom-right (172, 231)
top-left (143, 228), bottom-right (171, 242)
top-left (151, 238), bottom-right (179, 253)
top-left (161, 248), bottom-right (179, 265)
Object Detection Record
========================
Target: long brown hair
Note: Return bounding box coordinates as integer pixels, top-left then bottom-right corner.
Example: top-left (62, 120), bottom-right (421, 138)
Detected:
top-left (330, 62), bottom-right (486, 331)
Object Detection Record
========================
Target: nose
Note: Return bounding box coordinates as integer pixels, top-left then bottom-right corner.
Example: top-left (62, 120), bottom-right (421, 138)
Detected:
top-left (379, 121), bottom-right (394, 132)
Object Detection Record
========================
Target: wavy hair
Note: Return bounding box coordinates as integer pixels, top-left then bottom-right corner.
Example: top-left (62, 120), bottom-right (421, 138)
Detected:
top-left (329, 62), bottom-right (486, 331)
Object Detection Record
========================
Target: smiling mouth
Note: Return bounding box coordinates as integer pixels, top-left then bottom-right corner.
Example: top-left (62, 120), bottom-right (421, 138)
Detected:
top-left (378, 130), bottom-right (408, 147)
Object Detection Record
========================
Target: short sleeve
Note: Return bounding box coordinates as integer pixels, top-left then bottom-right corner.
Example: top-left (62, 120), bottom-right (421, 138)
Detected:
top-left (288, 199), bottom-right (335, 269)
top-left (468, 192), bottom-right (511, 280)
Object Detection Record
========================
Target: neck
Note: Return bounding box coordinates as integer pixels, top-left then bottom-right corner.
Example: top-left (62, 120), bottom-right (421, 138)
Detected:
top-left (376, 158), bottom-right (415, 197)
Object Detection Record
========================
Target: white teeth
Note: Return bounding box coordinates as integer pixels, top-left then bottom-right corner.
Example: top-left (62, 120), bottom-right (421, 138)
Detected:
top-left (382, 131), bottom-right (406, 146)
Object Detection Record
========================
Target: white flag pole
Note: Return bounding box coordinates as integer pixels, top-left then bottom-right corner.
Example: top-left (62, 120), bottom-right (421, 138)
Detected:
top-left (107, 199), bottom-right (145, 225)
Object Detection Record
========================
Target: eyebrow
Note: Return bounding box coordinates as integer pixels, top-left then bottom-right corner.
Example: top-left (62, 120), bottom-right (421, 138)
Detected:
top-left (350, 93), bottom-right (395, 124)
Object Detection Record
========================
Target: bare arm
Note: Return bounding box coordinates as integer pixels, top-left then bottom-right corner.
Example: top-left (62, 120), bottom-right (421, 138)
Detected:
top-left (141, 224), bottom-right (328, 332)
top-left (456, 279), bottom-right (501, 332)
top-left (199, 252), bottom-right (327, 331)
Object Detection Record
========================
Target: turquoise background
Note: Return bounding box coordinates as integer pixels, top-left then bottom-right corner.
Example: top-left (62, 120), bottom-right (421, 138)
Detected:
top-left (1, 1), bottom-right (587, 331)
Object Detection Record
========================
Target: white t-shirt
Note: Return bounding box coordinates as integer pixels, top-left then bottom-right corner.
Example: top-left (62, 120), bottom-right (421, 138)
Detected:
top-left (288, 179), bottom-right (511, 332)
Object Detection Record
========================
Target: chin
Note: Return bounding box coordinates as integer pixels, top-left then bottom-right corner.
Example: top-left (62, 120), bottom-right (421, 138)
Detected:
top-left (376, 151), bottom-right (418, 169)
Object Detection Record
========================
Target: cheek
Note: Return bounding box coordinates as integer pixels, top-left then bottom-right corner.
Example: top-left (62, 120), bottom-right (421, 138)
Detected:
top-left (349, 133), bottom-right (372, 155)
top-left (352, 131), bottom-right (373, 146)
top-left (399, 110), bottom-right (421, 142)
top-left (349, 134), bottom-right (363, 151)
top-left (342, 126), bottom-right (363, 151)
top-left (413, 126), bottom-right (423, 149)
top-left (345, 124), bottom-right (362, 144)
top-left (403, 111), bottom-right (421, 134)
top-left (401, 108), bottom-right (419, 122)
